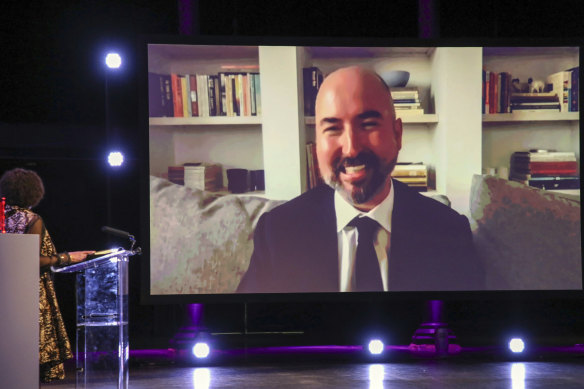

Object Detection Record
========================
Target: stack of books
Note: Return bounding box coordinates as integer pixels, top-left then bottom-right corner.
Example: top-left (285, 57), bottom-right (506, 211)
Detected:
top-left (509, 150), bottom-right (579, 190)
top-left (510, 92), bottom-right (560, 112)
top-left (149, 72), bottom-right (261, 118)
top-left (391, 88), bottom-right (424, 116)
top-left (392, 163), bottom-right (428, 191)
top-left (167, 163), bottom-right (223, 191)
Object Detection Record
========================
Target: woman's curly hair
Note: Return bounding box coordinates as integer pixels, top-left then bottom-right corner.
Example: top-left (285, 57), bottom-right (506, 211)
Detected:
top-left (0, 168), bottom-right (45, 208)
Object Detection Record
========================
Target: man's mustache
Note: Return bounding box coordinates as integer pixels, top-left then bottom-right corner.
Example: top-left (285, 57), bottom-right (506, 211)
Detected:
top-left (332, 151), bottom-right (380, 176)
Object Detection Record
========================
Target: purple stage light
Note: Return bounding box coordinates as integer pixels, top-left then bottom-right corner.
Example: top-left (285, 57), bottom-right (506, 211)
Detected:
top-left (509, 338), bottom-right (525, 353)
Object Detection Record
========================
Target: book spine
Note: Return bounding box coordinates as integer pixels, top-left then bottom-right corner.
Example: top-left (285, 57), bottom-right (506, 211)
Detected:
top-left (254, 73), bottom-right (262, 116)
top-left (562, 71), bottom-right (571, 112)
top-left (160, 74), bottom-right (173, 117)
top-left (232, 74), bottom-right (239, 116)
top-left (482, 69), bottom-right (486, 114)
top-left (208, 76), bottom-right (216, 116)
top-left (214, 75), bottom-right (222, 117)
top-left (189, 74), bottom-right (198, 116)
top-left (303, 68), bottom-right (311, 116)
top-left (250, 72), bottom-right (257, 116)
top-left (570, 67), bottom-right (579, 112)
top-left (243, 74), bottom-right (250, 116)
top-left (182, 75), bottom-right (191, 118)
top-left (485, 70), bottom-right (490, 114)
top-left (171, 73), bottom-right (183, 117)
top-left (311, 68), bottom-right (319, 116)
top-left (226, 74), bottom-right (234, 116)
top-left (218, 73), bottom-right (226, 116)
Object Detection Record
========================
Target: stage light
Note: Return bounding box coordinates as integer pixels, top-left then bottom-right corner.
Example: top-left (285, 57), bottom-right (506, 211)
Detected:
top-left (367, 339), bottom-right (385, 355)
top-left (508, 338), bottom-right (525, 353)
top-left (107, 151), bottom-right (124, 167)
top-left (105, 52), bottom-right (122, 69)
top-left (192, 342), bottom-right (210, 359)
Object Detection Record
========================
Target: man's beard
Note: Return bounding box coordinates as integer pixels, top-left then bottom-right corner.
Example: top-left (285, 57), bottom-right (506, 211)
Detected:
top-left (325, 151), bottom-right (397, 205)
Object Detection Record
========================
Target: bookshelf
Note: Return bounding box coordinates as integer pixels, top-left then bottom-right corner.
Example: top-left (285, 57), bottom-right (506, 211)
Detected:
top-left (482, 46), bottom-right (579, 192)
top-left (148, 44), bottom-right (579, 215)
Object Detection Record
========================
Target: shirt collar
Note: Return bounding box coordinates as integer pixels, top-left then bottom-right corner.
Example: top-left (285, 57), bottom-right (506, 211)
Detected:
top-left (334, 179), bottom-right (395, 233)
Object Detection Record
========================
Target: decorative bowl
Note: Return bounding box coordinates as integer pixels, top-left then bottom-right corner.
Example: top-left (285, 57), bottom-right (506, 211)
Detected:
top-left (379, 70), bottom-right (410, 88)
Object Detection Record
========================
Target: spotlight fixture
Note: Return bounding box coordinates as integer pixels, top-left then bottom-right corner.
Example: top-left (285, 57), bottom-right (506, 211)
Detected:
top-left (508, 338), bottom-right (525, 353)
top-left (105, 52), bottom-right (122, 69)
top-left (107, 151), bottom-right (124, 167)
top-left (192, 342), bottom-right (211, 359)
top-left (367, 339), bottom-right (385, 355)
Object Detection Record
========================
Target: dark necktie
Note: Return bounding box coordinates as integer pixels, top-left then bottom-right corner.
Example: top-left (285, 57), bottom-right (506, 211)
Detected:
top-left (349, 216), bottom-right (383, 292)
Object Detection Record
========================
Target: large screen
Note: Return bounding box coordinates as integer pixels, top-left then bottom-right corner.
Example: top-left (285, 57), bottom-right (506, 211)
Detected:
top-left (141, 36), bottom-right (582, 302)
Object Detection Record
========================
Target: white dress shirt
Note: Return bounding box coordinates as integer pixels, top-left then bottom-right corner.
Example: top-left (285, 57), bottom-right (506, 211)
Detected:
top-left (334, 183), bottom-right (395, 292)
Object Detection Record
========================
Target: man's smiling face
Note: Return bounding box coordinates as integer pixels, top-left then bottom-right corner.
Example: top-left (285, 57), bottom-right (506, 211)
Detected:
top-left (315, 66), bottom-right (403, 211)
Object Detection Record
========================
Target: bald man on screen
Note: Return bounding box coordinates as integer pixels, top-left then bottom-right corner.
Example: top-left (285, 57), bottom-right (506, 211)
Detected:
top-left (237, 66), bottom-right (484, 293)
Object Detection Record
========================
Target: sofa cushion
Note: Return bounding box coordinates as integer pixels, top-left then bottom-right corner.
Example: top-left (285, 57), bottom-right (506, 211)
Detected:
top-left (469, 174), bottom-right (581, 290)
top-left (150, 176), bottom-right (284, 294)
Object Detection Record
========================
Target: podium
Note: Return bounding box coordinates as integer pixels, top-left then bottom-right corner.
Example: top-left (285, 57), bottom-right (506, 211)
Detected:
top-left (53, 249), bottom-right (137, 388)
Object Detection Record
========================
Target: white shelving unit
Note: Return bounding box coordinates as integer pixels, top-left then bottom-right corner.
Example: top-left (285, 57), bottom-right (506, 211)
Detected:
top-left (147, 44), bottom-right (579, 215)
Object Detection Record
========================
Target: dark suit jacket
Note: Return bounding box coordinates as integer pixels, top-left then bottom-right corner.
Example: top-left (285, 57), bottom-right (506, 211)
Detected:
top-left (237, 180), bottom-right (485, 293)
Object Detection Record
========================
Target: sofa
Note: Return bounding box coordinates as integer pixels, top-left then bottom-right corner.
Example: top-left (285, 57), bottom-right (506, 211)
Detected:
top-left (149, 174), bottom-right (581, 294)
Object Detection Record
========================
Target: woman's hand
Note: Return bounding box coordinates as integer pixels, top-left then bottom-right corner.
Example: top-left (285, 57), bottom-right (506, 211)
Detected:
top-left (69, 251), bottom-right (96, 263)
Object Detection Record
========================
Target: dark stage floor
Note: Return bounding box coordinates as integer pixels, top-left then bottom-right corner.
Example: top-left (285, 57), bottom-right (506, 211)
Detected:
top-left (41, 346), bottom-right (584, 388)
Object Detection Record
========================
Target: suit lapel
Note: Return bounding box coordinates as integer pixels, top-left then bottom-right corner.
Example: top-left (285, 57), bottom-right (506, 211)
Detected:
top-left (304, 185), bottom-right (339, 292)
top-left (388, 180), bottom-right (420, 290)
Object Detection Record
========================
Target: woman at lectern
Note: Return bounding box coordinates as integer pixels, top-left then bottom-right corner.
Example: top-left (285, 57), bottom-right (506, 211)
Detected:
top-left (0, 168), bottom-right (94, 383)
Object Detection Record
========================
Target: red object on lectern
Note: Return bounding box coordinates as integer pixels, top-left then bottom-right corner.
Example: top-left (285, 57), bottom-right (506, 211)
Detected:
top-left (1, 197), bottom-right (6, 233)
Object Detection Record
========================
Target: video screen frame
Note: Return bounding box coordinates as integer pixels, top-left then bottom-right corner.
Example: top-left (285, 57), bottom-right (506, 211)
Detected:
top-left (139, 35), bottom-right (583, 304)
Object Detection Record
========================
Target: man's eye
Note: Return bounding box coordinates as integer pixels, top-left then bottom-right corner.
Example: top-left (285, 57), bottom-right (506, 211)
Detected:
top-left (323, 126), bottom-right (341, 134)
top-left (362, 121), bottom-right (378, 129)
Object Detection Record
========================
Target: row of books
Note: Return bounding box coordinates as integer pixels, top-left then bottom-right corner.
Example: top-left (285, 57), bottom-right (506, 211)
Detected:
top-left (149, 72), bottom-right (262, 118)
top-left (482, 67), bottom-right (579, 114)
top-left (168, 163), bottom-right (223, 191)
top-left (391, 88), bottom-right (425, 116)
top-left (509, 150), bottom-right (579, 190)
top-left (392, 163), bottom-right (428, 191)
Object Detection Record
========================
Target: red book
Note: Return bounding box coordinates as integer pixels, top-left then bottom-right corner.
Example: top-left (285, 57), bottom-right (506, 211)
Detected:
top-left (489, 72), bottom-right (497, 114)
top-left (171, 73), bottom-right (183, 117)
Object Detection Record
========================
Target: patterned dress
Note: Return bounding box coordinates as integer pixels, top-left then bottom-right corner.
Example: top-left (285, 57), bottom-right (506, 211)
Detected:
top-left (4, 205), bottom-right (73, 382)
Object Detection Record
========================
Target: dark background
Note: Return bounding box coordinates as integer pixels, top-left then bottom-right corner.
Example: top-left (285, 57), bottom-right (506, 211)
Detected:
top-left (1, 0), bottom-right (583, 350)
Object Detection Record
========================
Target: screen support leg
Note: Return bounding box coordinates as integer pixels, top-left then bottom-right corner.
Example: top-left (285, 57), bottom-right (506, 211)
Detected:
top-left (410, 300), bottom-right (458, 355)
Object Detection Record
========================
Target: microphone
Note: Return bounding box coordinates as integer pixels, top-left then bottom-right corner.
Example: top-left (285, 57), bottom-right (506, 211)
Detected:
top-left (101, 226), bottom-right (132, 239)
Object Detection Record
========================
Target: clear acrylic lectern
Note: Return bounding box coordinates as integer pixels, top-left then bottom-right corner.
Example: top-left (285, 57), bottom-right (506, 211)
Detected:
top-left (53, 249), bottom-right (137, 388)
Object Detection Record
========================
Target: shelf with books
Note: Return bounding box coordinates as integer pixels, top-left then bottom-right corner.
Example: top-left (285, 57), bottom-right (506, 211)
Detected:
top-left (482, 111), bottom-right (579, 123)
top-left (149, 116), bottom-right (262, 126)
